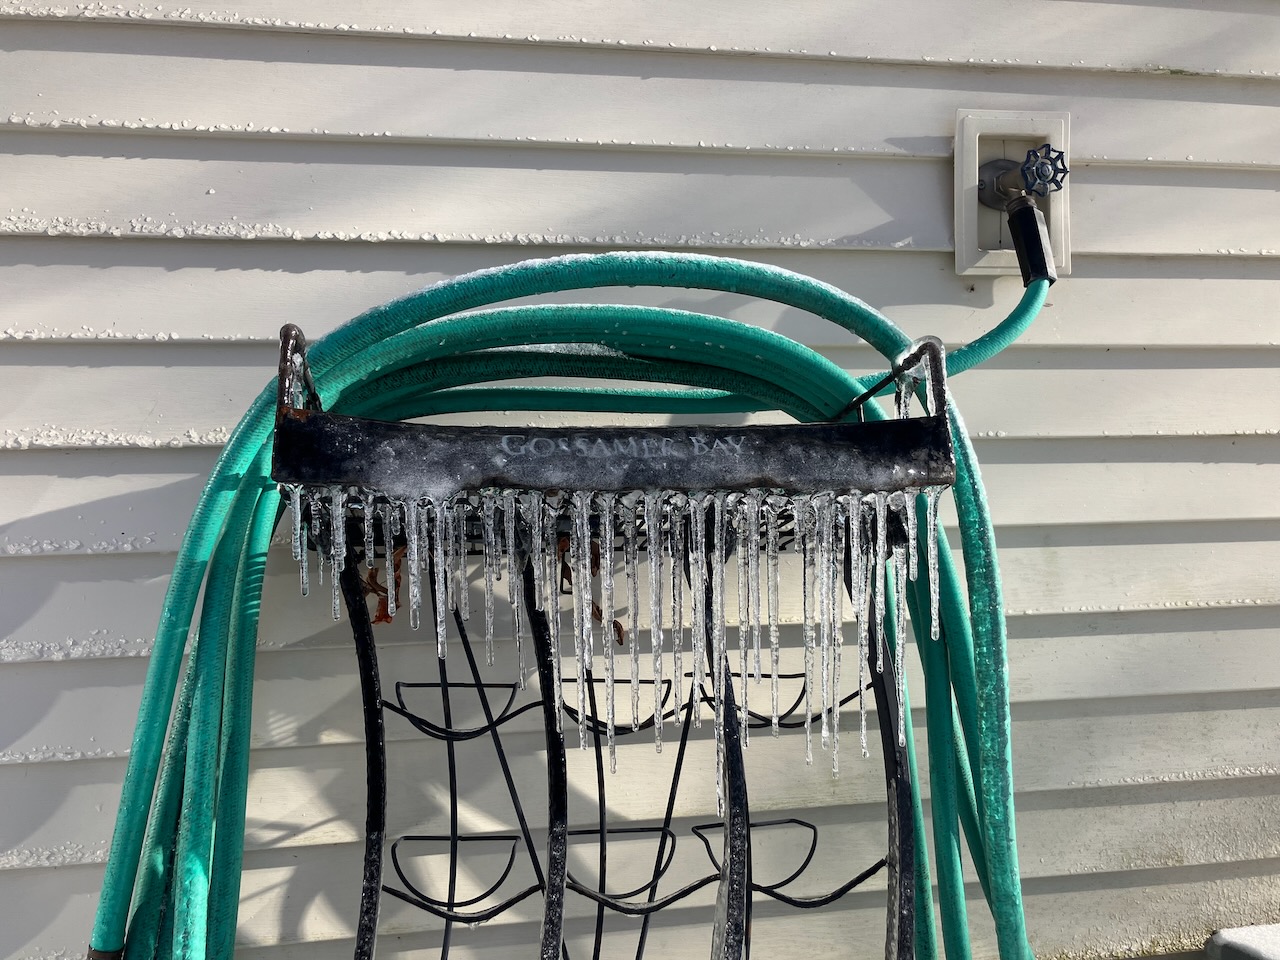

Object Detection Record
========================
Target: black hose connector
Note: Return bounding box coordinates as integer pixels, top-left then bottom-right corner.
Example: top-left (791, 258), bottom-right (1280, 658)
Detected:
top-left (1005, 195), bottom-right (1057, 288)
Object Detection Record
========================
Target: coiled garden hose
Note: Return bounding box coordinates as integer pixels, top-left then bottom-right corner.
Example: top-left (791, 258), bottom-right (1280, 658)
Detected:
top-left (89, 252), bottom-right (1046, 960)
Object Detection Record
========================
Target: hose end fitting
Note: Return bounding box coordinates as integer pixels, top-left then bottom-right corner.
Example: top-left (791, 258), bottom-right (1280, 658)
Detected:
top-left (1005, 195), bottom-right (1057, 288)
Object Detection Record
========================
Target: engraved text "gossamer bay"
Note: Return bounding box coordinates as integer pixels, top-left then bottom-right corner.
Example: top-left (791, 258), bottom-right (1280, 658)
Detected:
top-left (499, 434), bottom-right (747, 459)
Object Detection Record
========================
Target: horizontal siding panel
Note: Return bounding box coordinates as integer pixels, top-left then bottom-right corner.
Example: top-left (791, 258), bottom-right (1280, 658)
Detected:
top-left (5, 529), bottom-right (1279, 662)
top-left (5, 244), bottom-right (1280, 349)
top-left (4, 695), bottom-right (1278, 866)
top-left (4, 133), bottom-right (1279, 255)
top-left (5, 23), bottom-right (1280, 167)
top-left (2, 0), bottom-right (1278, 79)
top-left (4, 439), bottom-right (1277, 557)
top-left (4, 612), bottom-right (1279, 764)
top-left (1, 132), bottom-right (957, 251)
top-left (8, 859), bottom-right (1278, 960)
top-left (0, 448), bottom-right (208, 555)
top-left (2, 345), bottom-right (1277, 447)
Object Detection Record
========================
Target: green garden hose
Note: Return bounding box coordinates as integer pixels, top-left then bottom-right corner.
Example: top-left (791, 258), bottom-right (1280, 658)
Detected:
top-left (90, 251), bottom-right (1044, 960)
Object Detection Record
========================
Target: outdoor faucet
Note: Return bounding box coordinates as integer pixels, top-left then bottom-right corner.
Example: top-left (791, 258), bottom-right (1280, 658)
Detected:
top-left (977, 143), bottom-right (1069, 286)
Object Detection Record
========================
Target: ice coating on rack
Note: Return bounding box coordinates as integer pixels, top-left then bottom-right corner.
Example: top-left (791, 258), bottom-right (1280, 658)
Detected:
top-left (282, 482), bottom-right (945, 779)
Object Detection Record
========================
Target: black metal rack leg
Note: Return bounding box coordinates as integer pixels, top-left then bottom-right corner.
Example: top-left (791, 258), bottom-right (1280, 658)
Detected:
top-left (339, 554), bottom-right (388, 960)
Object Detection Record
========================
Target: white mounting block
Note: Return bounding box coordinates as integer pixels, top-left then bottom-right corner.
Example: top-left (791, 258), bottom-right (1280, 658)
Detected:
top-left (955, 109), bottom-right (1071, 277)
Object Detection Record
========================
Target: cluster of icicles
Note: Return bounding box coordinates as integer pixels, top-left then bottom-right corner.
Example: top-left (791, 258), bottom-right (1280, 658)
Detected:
top-left (285, 484), bottom-right (944, 787)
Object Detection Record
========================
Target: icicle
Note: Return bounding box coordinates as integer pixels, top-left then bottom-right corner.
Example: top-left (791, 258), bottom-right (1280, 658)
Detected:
top-left (454, 499), bottom-right (470, 621)
top-left (856, 498), bottom-right (871, 759)
top-left (730, 495), bottom-right (749, 745)
top-left (482, 494), bottom-right (498, 666)
top-left (299, 510), bottom-right (310, 598)
top-left (287, 485), bottom-right (308, 596)
top-left (545, 496), bottom-right (562, 728)
top-left (745, 490), bottom-right (763, 683)
top-left (404, 499), bottom-right (422, 632)
top-left (286, 484), bottom-right (303, 561)
top-left (529, 491), bottom-right (546, 612)
top-left (815, 494), bottom-right (833, 751)
top-left (926, 486), bottom-right (942, 642)
top-left (600, 491), bottom-right (618, 641)
top-left (668, 495), bottom-right (686, 718)
top-left (442, 499), bottom-right (457, 617)
top-left (504, 491), bottom-right (524, 681)
top-left (795, 495), bottom-right (815, 764)
top-left (431, 499), bottom-right (448, 658)
top-left (329, 487), bottom-right (347, 622)
top-left (923, 350), bottom-right (937, 416)
top-left (599, 492), bottom-right (618, 772)
top-left (711, 492), bottom-right (728, 817)
top-left (847, 493), bottom-right (865, 631)
top-left (873, 491), bottom-right (888, 677)
top-left (314, 503), bottom-right (323, 590)
top-left (895, 378), bottom-right (908, 420)
top-left (688, 494), bottom-right (708, 729)
top-left (362, 494), bottom-right (376, 569)
top-left (571, 491), bottom-right (593, 751)
top-left (831, 497), bottom-right (846, 777)
top-left (570, 496), bottom-right (586, 675)
top-left (892, 522), bottom-right (909, 748)
top-left (905, 489), bottom-right (919, 582)
top-left (765, 495), bottom-right (783, 735)
top-left (622, 494), bottom-right (642, 731)
top-left (644, 492), bottom-right (665, 751)
top-left (380, 501), bottom-right (396, 619)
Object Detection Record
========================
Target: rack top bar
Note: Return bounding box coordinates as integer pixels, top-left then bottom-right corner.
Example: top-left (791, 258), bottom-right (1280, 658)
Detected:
top-left (273, 411), bottom-right (955, 500)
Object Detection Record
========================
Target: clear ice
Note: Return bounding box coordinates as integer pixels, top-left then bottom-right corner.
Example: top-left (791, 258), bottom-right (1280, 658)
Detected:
top-left (599, 492), bottom-right (618, 772)
top-left (571, 490), bottom-right (593, 751)
top-left (795, 495), bottom-right (815, 765)
top-left (482, 495), bottom-right (498, 666)
top-left (287, 480), bottom-right (945, 780)
top-left (764, 496), bottom-right (782, 735)
top-left (644, 492), bottom-right (665, 750)
top-left (623, 495), bottom-right (642, 731)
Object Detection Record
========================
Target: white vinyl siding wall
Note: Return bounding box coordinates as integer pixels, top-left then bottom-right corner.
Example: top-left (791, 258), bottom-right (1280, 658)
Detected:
top-left (2, 3), bottom-right (1279, 958)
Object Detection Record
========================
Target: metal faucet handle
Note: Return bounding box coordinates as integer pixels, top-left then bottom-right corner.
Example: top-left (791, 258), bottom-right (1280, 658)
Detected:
top-left (1021, 143), bottom-right (1069, 197)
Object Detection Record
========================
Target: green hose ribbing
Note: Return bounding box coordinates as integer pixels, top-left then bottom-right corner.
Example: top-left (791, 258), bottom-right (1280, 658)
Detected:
top-left (328, 303), bottom-right (859, 415)
top-left (342, 346), bottom-right (835, 422)
top-left (948, 404), bottom-right (1031, 960)
top-left (92, 252), bottom-right (1039, 960)
top-left (946, 281), bottom-right (1049, 377)
top-left (905, 561), bottom-right (973, 960)
top-left (172, 459), bottom-right (270, 960)
top-left (121, 641), bottom-right (197, 960)
top-left (379, 385), bottom-right (770, 416)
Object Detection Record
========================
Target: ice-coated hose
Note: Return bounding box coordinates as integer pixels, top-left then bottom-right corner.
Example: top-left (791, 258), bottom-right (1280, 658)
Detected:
top-left (91, 252), bottom-right (1041, 960)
